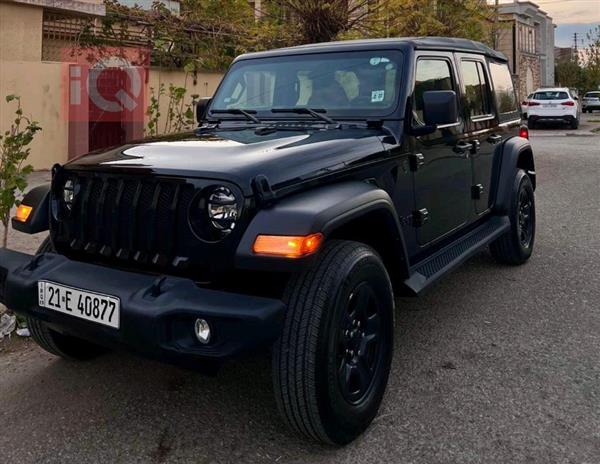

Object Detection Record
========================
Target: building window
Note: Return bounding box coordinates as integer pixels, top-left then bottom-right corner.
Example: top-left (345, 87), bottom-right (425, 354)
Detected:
top-left (518, 23), bottom-right (536, 54)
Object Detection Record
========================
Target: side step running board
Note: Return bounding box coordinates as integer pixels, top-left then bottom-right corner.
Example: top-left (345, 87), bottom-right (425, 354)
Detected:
top-left (403, 216), bottom-right (510, 295)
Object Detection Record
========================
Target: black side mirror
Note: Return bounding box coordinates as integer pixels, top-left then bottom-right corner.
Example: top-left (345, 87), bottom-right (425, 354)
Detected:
top-left (422, 90), bottom-right (459, 126)
top-left (196, 97), bottom-right (212, 123)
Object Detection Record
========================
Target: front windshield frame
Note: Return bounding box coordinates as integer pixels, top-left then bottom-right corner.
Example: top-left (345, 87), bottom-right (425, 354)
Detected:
top-left (208, 49), bottom-right (404, 121)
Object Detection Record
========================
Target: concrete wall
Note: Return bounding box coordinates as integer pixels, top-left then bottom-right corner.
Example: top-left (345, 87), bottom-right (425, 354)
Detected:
top-left (0, 1), bottom-right (43, 62)
top-left (0, 61), bottom-right (67, 168)
top-left (1, 0), bottom-right (224, 170)
top-left (1, 62), bottom-right (223, 169)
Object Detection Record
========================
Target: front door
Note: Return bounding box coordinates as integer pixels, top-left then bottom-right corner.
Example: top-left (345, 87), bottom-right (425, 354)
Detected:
top-left (411, 54), bottom-right (472, 246)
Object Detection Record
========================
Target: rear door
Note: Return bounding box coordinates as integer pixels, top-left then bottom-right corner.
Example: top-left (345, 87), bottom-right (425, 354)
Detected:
top-left (456, 54), bottom-right (496, 215)
top-left (411, 53), bottom-right (472, 246)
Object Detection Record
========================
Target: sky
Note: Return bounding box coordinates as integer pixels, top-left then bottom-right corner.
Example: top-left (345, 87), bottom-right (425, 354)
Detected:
top-left (496, 0), bottom-right (600, 47)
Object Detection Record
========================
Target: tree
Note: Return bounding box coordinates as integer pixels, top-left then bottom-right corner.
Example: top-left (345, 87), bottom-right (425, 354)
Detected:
top-left (0, 96), bottom-right (41, 248)
top-left (554, 25), bottom-right (600, 92)
top-left (585, 25), bottom-right (600, 90)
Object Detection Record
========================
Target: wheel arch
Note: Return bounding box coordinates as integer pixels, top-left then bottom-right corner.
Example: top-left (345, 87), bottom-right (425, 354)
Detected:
top-left (235, 181), bottom-right (410, 281)
top-left (11, 184), bottom-right (51, 234)
top-left (492, 136), bottom-right (536, 214)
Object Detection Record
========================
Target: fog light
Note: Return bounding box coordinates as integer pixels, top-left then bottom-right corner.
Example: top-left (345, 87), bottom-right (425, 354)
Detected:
top-left (194, 318), bottom-right (211, 344)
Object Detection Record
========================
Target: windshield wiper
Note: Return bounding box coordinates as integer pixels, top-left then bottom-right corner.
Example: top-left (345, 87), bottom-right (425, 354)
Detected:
top-left (271, 107), bottom-right (336, 125)
top-left (211, 109), bottom-right (261, 124)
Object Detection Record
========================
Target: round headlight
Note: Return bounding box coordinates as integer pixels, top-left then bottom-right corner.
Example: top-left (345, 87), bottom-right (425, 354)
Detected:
top-left (63, 179), bottom-right (75, 211)
top-left (207, 186), bottom-right (238, 232)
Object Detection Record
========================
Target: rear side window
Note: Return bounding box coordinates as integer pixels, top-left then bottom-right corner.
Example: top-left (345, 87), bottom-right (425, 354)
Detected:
top-left (414, 59), bottom-right (454, 124)
top-left (460, 60), bottom-right (491, 118)
top-left (489, 62), bottom-right (518, 114)
top-left (532, 91), bottom-right (569, 100)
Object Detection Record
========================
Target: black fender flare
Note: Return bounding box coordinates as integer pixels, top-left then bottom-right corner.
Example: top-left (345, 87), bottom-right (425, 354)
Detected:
top-left (235, 181), bottom-right (410, 276)
top-left (492, 136), bottom-right (535, 214)
top-left (11, 184), bottom-right (50, 234)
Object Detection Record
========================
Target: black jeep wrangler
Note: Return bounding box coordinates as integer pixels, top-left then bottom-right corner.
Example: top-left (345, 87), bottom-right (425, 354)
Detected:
top-left (0, 38), bottom-right (535, 445)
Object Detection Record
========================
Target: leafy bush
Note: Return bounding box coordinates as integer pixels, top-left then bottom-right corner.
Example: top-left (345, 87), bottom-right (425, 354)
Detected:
top-left (0, 95), bottom-right (41, 248)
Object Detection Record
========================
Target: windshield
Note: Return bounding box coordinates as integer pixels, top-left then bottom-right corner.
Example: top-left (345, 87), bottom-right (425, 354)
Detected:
top-left (210, 50), bottom-right (403, 118)
top-left (532, 91), bottom-right (569, 100)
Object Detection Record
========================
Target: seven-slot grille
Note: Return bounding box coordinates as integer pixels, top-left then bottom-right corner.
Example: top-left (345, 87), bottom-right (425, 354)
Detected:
top-left (54, 173), bottom-right (197, 268)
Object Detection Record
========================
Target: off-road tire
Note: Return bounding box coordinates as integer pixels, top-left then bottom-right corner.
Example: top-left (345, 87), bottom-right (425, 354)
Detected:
top-left (27, 237), bottom-right (108, 361)
top-left (490, 170), bottom-right (535, 265)
top-left (273, 240), bottom-right (395, 445)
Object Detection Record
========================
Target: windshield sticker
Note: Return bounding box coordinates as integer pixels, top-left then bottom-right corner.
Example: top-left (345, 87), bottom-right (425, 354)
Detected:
top-left (371, 90), bottom-right (385, 102)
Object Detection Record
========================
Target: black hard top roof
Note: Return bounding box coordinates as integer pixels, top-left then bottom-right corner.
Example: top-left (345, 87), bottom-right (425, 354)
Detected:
top-left (236, 37), bottom-right (507, 62)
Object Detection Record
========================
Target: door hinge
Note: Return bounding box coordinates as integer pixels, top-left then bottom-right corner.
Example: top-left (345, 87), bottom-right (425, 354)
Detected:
top-left (409, 153), bottom-right (425, 171)
top-left (471, 184), bottom-right (484, 200)
top-left (412, 208), bottom-right (430, 227)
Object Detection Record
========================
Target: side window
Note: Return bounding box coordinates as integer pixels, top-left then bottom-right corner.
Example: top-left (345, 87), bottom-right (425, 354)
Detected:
top-left (489, 61), bottom-right (518, 115)
top-left (414, 58), bottom-right (454, 124)
top-left (460, 60), bottom-right (492, 118)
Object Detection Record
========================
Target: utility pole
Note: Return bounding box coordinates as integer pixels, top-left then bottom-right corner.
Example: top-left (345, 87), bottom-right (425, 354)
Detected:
top-left (493, 0), bottom-right (499, 49)
top-left (573, 32), bottom-right (579, 63)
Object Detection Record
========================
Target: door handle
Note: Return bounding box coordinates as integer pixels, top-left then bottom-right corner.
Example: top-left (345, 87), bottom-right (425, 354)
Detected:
top-left (487, 134), bottom-right (502, 144)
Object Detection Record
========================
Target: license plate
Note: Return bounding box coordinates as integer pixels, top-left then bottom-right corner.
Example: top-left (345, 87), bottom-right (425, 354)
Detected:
top-left (38, 281), bottom-right (120, 329)
top-left (545, 103), bottom-right (556, 108)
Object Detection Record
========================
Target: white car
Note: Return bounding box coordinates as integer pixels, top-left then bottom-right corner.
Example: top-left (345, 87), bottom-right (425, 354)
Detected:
top-left (521, 93), bottom-right (533, 118)
top-left (582, 91), bottom-right (600, 113)
top-left (527, 88), bottom-right (579, 129)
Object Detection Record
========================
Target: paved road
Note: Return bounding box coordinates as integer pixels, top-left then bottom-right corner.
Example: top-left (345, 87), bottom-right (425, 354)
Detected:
top-left (1, 117), bottom-right (599, 463)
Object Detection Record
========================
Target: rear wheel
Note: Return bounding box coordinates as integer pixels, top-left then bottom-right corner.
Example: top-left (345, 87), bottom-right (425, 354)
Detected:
top-left (528, 119), bottom-right (536, 129)
top-left (27, 237), bottom-right (108, 361)
top-left (570, 117), bottom-right (579, 129)
top-left (273, 240), bottom-right (395, 445)
top-left (490, 170), bottom-right (535, 265)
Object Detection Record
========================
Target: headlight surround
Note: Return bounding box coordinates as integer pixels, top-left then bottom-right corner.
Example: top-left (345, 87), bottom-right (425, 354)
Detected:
top-left (207, 186), bottom-right (238, 231)
top-left (189, 185), bottom-right (242, 241)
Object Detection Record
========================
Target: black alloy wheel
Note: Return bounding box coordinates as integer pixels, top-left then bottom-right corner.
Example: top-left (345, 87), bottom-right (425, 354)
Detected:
top-left (336, 282), bottom-right (384, 405)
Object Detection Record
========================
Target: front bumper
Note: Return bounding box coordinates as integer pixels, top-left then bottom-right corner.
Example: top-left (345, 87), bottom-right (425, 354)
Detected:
top-left (0, 248), bottom-right (285, 367)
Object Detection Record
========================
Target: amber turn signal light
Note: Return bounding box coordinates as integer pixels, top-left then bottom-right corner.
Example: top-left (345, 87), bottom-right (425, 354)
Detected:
top-left (253, 233), bottom-right (324, 258)
top-left (14, 204), bottom-right (33, 223)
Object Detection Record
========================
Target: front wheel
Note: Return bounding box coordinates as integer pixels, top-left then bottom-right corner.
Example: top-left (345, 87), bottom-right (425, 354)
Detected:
top-left (273, 241), bottom-right (395, 445)
top-left (490, 170), bottom-right (535, 265)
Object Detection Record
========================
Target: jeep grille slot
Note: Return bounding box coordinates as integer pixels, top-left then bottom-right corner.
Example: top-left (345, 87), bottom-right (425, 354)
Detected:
top-left (53, 173), bottom-right (196, 269)
top-left (0, 267), bottom-right (7, 303)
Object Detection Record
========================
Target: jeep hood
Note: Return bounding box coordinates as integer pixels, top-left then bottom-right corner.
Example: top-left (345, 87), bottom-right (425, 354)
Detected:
top-left (66, 128), bottom-right (389, 196)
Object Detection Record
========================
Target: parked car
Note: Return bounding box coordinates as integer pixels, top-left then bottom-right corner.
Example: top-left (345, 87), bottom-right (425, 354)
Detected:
top-left (582, 91), bottom-right (600, 113)
top-left (527, 87), bottom-right (580, 129)
top-left (521, 93), bottom-right (533, 118)
top-left (0, 38), bottom-right (536, 445)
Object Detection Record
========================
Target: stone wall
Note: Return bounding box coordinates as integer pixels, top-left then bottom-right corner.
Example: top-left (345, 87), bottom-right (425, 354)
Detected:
top-left (517, 53), bottom-right (541, 100)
